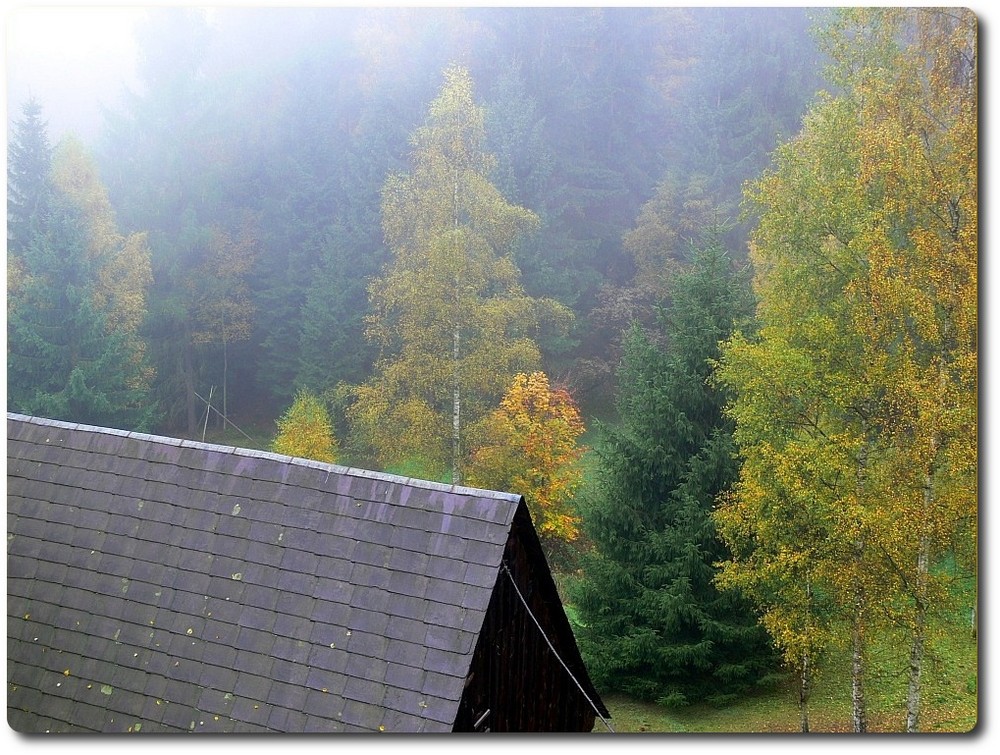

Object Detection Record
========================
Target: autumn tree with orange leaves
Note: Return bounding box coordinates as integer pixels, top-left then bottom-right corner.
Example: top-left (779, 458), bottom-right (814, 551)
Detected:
top-left (467, 371), bottom-right (585, 545)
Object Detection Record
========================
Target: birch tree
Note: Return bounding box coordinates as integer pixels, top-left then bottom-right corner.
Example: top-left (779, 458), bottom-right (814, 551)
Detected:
top-left (272, 389), bottom-right (339, 463)
top-left (350, 65), bottom-right (571, 482)
top-left (714, 7), bottom-right (977, 732)
top-left (714, 88), bottom-right (890, 733)
top-left (831, 7), bottom-right (978, 732)
top-left (191, 219), bottom-right (259, 426)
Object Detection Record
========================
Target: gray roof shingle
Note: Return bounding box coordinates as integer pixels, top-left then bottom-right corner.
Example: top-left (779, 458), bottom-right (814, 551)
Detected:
top-left (7, 413), bottom-right (523, 733)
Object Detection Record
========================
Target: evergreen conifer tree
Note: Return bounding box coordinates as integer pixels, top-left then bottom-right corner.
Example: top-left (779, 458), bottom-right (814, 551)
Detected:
top-left (7, 98), bottom-right (54, 255)
top-left (8, 193), bottom-right (157, 430)
top-left (571, 228), bottom-right (777, 706)
top-left (7, 101), bottom-right (157, 430)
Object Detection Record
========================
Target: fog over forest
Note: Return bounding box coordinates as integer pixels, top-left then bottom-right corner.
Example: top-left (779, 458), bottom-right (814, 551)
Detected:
top-left (7, 5), bottom-right (829, 436)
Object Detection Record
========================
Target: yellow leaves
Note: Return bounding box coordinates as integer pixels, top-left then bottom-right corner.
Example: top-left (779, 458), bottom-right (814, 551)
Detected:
top-left (272, 390), bottom-right (339, 464)
top-left (466, 372), bottom-right (585, 543)
top-left (191, 221), bottom-right (258, 347)
top-left (7, 255), bottom-right (30, 315)
top-left (354, 65), bottom-right (573, 480)
top-left (49, 137), bottom-right (154, 343)
top-left (717, 7), bottom-right (977, 692)
top-left (96, 231), bottom-right (154, 337)
top-left (621, 178), bottom-right (684, 293)
top-left (349, 382), bottom-right (450, 479)
top-left (50, 136), bottom-right (120, 261)
top-left (41, 135), bottom-right (157, 396)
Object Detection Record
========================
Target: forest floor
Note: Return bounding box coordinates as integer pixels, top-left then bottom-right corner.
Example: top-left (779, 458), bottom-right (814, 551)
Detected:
top-left (593, 612), bottom-right (978, 735)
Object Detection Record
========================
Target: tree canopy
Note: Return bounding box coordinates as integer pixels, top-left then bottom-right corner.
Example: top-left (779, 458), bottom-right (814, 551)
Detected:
top-left (571, 228), bottom-right (776, 706)
top-left (713, 7), bottom-right (977, 732)
top-left (7, 107), bottom-right (156, 430)
top-left (348, 65), bottom-right (571, 483)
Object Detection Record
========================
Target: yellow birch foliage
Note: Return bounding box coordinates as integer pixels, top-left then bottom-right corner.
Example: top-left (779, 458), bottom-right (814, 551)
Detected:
top-left (714, 84), bottom-right (888, 664)
top-left (7, 256), bottom-right (28, 316)
top-left (467, 372), bottom-right (585, 543)
top-left (49, 136), bottom-right (154, 390)
top-left (272, 389), bottom-right (339, 464)
top-left (847, 8), bottom-right (978, 582)
top-left (191, 221), bottom-right (258, 348)
top-left (349, 65), bottom-right (572, 480)
top-left (714, 9), bottom-right (977, 728)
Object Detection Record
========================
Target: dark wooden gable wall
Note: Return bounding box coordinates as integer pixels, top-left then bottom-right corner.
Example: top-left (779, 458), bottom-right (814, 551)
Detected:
top-left (454, 502), bottom-right (609, 732)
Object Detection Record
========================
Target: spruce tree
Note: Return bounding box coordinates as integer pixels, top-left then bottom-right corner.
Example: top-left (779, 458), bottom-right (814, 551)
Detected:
top-left (571, 228), bottom-right (777, 706)
top-left (295, 223), bottom-right (376, 393)
top-left (7, 101), bottom-right (157, 430)
top-left (8, 193), bottom-right (157, 430)
top-left (7, 98), bottom-right (54, 255)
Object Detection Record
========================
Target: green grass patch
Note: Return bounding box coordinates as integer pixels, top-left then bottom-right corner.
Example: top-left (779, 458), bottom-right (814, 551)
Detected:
top-left (591, 611), bottom-right (977, 734)
top-left (383, 459), bottom-right (451, 484)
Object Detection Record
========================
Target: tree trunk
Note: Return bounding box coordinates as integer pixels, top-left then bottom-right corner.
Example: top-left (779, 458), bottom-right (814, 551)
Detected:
top-left (452, 322), bottom-right (461, 485)
top-left (851, 573), bottom-right (868, 733)
top-left (221, 328), bottom-right (228, 431)
top-left (851, 433), bottom-right (869, 733)
top-left (906, 477), bottom-right (933, 732)
top-left (183, 332), bottom-right (197, 436)
top-left (908, 402), bottom-right (941, 732)
top-left (800, 575), bottom-right (813, 733)
top-left (799, 652), bottom-right (810, 733)
top-left (451, 168), bottom-right (462, 486)
top-left (906, 538), bottom-right (928, 732)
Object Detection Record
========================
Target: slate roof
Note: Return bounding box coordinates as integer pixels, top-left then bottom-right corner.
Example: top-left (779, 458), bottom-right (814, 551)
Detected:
top-left (6, 412), bottom-right (527, 733)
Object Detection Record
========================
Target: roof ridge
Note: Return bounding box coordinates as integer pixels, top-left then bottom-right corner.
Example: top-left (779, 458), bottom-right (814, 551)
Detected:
top-left (6, 412), bottom-right (522, 503)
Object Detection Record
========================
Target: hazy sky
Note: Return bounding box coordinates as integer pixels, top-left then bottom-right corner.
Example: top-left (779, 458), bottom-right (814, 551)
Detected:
top-left (5, 2), bottom-right (990, 146)
top-left (6, 5), bottom-right (147, 143)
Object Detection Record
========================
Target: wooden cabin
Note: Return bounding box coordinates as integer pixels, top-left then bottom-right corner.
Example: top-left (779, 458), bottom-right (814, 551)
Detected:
top-left (6, 413), bottom-right (609, 733)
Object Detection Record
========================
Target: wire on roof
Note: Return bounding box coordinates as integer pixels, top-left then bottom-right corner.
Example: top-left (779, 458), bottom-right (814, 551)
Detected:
top-left (500, 561), bottom-right (615, 733)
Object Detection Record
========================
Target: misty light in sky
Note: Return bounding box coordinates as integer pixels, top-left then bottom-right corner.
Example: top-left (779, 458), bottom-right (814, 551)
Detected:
top-left (5, 6), bottom-right (147, 143)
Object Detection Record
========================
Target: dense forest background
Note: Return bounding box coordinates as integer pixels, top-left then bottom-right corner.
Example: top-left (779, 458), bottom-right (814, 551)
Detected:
top-left (9, 6), bottom-right (823, 434)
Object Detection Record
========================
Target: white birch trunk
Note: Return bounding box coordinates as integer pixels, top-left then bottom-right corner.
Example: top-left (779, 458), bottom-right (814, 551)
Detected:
top-left (906, 532), bottom-right (929, 732)
top-left (799, 576), bottom-right (812, 733)
top-left (799, 652), bottom-right (810, 734)
top-left (906, 464), bottom-right (934, 733)
top-left (851, 578), bottom-right (868, 734)
top-left (452, 322), bottom-right (461, 485)
top-left (221, 326), bottom-right (228, 431)
top-left (908, 387), bottom-right (942, 732)
top-left (851, 435), bottom-right (869, 734)
top-left (451, 168), bottom-right (461, 485)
